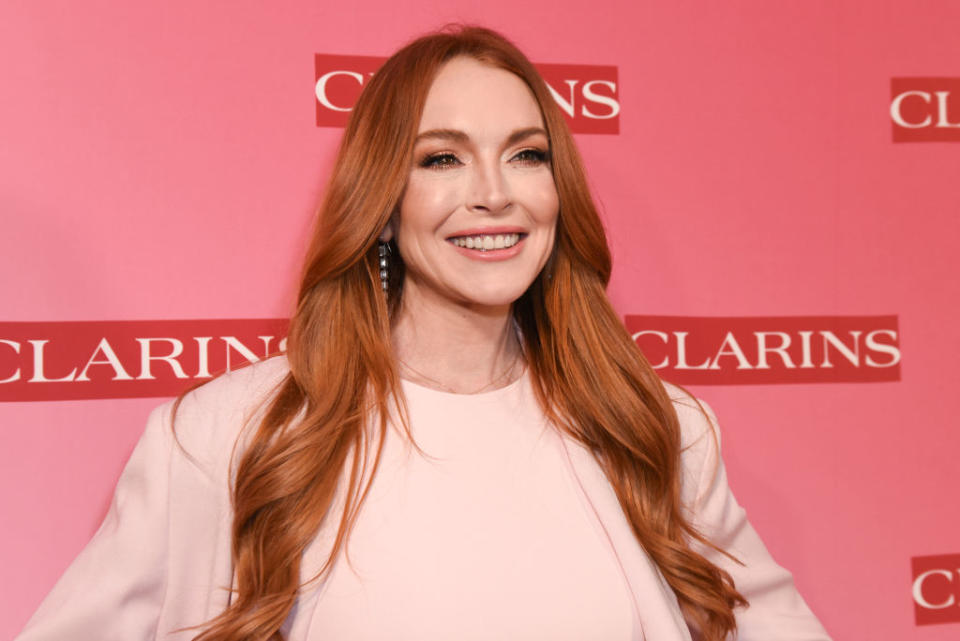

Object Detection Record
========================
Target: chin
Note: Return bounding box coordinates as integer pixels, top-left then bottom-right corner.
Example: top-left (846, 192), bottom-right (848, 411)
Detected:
top-left (456, 282), bottom-right (533, 308)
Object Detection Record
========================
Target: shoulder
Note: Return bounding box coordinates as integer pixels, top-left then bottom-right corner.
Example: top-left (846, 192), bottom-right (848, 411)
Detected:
top-left (158, 355), bottom-right (292, 479)
top-left (660, 380), bottom-right (723, 509)
top-left (660, 380), bottom-right (721, 449)
top-left (174, 354), bottom-right (291, 419)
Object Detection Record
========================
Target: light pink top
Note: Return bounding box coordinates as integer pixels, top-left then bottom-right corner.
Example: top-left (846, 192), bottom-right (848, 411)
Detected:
top-left (17, 357), bottom-right (832, 640)
top-left (298, 373), bottom-right (635, 640)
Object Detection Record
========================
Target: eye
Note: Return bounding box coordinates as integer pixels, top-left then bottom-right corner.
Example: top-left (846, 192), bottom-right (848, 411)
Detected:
top-left (419, 152), bottom-right (462, 170)
top-left (511, 148), bottom-right (550, 167)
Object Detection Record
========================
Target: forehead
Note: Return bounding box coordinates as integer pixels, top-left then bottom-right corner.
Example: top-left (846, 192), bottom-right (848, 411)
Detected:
top-left (417, 57), bottom-right (545, 135)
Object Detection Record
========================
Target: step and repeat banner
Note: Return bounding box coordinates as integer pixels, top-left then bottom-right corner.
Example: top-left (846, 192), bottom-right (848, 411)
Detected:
top-left (2, 2), bottom-right (958, 639)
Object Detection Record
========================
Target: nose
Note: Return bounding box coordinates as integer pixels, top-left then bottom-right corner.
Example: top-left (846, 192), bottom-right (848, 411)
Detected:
top-left (467, 158), bottom-right (511, 214)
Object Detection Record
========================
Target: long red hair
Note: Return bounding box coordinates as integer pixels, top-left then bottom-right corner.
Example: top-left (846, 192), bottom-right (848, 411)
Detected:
top-left (192, 25), bottom-right (746, 641)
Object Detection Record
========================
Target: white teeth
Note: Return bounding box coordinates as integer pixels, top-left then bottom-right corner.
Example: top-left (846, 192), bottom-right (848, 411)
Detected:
top-left (450, 233), bottom-right (522, 251)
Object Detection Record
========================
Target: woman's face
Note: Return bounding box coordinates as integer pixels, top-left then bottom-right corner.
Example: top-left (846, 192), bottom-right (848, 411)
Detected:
top-left (391, 56), bottom-right (559, 311)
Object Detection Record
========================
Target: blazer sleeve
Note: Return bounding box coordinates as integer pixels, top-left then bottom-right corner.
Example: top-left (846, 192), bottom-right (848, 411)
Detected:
top-left (675, 395), bottom-right (832, 641)
top-left (16, 402), bottom-right (175, 641)
top-left (16, 358), bottom-right (289, 641)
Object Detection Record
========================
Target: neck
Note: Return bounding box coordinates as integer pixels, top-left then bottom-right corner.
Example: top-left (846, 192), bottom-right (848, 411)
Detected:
top-left (391, 281), bottom-right (522, 394)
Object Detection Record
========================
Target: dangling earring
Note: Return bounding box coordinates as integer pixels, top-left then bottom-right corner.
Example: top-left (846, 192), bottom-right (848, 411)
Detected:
top-left (378, 241), bottom-right (391, 292)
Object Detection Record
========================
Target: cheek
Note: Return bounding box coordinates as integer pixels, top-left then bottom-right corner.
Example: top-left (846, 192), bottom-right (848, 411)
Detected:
top-left (529, 178), bottom-right (560, 225)
top-left (536, 181), bottom-right (560, 257)
top-left (399, 175), bottom-right (461, 230)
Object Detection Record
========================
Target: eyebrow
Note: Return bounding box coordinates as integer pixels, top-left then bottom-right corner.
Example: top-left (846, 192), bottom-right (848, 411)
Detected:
top-left (414, 126), bottom-right (549, 147)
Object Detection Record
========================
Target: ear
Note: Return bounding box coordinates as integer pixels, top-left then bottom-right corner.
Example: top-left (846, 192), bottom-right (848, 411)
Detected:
top-left (378, 217), bottom-right (395, 243)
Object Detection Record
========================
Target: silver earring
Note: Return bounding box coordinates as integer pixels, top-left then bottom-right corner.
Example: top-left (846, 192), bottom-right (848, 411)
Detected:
top-left (378, 242), bottom-right (390, 292)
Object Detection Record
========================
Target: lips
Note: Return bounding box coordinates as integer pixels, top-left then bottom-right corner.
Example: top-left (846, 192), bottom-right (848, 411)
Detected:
top-left (445, 225), bottom-right (529, 252)
top-left (444, 227), bottom-right (530, 261)
top-left (448, 233), bottom-right (523, 251)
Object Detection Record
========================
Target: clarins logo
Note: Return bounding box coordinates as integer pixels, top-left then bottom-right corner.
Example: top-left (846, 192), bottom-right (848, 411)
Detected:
top-left (0, 319), bottom-right (288, 402)
top-left (3, 315), bottom-right (902, 400)
top-left (625, 315), bottom-right (901, 385)
top-left (315, 54), bottom-right (620, 134)
top-left (912, 554), bottom-right (960, 625)
top-left (891, 78), bottom-right (960, 142)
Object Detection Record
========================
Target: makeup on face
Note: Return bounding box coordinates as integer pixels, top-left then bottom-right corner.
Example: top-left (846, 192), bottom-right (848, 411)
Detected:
top-left (394, 57), bottom-right (559, 310)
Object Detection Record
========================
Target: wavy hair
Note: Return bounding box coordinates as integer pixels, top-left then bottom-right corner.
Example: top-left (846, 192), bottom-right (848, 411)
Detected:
top-left (192, 25), bottom-right (746, 641)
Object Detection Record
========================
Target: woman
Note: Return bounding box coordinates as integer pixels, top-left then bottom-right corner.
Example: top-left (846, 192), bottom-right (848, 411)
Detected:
top-left (17, 26), bottom-right (830, 641)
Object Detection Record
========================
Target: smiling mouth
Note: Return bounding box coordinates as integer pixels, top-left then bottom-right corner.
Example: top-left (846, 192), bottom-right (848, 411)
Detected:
top-left (448, 233), bottom-right (525, 251)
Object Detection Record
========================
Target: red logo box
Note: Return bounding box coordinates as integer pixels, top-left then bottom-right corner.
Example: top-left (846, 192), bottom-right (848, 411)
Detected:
top-left (0, 319), bottom-right (289, 402)
top-left (625, 315), bottom-right (900, 385)
top-left (891, 78), bottom-right (960, 142)
top-left (912, 554), bottom-right (960, 625)
top-left (315, 54), bottom-right (620, 134)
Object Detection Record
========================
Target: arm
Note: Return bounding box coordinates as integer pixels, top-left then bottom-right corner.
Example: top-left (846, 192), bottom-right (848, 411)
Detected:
top-left (15, 359), bottom-right (288, 641)
top-left (16, 402), bottom-right (175, 641)
top-left (674, 395), bottom-right (832, 641)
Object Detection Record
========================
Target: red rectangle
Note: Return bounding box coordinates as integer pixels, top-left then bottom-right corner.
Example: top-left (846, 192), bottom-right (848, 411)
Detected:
top-left (0, 319), bottom-right (289, 402)
top-left (912, 554), bottom-right (960, 625)
top-left (315, 54), bottom-right (620, 134)
top-left (624, 315), bottom-right (900, 385)
top-left (537, 63), bottom-right (619, 134)
top-left (314, 54), bottom-right (383, 128)
top-left (891, 78), bottom-right (960, 142)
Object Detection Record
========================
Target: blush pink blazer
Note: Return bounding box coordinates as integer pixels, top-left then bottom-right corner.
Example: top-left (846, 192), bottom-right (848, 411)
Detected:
top-left (16, 356), bottom-right (831, 640)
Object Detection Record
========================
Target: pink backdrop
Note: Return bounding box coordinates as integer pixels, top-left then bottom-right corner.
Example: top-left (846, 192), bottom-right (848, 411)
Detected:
top-left (2, 1), bottom-right (959, 639)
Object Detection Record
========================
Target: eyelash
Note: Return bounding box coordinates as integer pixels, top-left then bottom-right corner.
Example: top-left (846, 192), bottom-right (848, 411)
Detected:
top-left (418, 148), bottom-right (550, 170)
top-left (420, 153), bottom-right (461, 169)
top-left (512, 148), bottom-right (550, 166)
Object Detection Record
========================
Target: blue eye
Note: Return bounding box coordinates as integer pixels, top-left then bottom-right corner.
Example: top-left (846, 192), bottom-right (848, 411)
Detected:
top-left (420, 153), bottom-right (461, 169)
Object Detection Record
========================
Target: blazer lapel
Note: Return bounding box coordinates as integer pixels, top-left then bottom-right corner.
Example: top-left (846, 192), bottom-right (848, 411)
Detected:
top-left (557, 435), bottom-right (693, 641)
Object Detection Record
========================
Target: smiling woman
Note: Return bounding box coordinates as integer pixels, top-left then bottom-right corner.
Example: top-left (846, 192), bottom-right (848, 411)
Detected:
top-left (386, 57), bottom-right (559, 390)
top-left (16, 25), bottom-right (830, 641)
